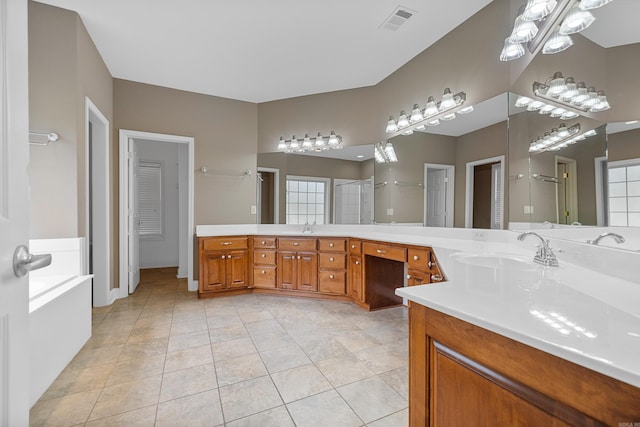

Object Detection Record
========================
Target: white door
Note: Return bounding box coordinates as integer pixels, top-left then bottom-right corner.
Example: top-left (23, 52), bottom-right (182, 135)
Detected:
top-left (426, 169), bottom-right (447, 227)
top-left (0, 0), bottom-right (31, 422)
top-left (128, 138), bottom-right (140, 293)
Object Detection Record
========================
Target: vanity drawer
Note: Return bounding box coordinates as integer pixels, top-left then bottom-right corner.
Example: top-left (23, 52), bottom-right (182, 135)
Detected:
top-left (363, 242), bottom-right (407, 262)
top-left (278, 238), bottom-right (316, 251)
top-left (319, 253), bottom-right (346, 269)
top-left (253, 267), bottom-right (276, 288)
top-left (318, 238), bottom-right (347, 252)
top-left (254, 249), bottom-right (276, 265)
top-left (349, 239), bottom-right (362, 255)
top-left (318, 271), bottom-right (346, 295)
top-left (408, 247), bottom-right (436, 271)
top-left (253, 237), bottom-right (276, 249)
top-left (202, 236), bottom-right (248, 251)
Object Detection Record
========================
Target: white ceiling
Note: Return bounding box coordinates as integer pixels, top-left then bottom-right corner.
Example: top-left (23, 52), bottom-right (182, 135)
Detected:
top-left (580, 0), bottom-right (640, 48)
top-left (34, 0), bottom-right (494, 103)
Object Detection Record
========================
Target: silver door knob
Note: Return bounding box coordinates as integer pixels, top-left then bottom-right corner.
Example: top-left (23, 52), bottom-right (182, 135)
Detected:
top-left (13, 245), bottom-right (52, 278)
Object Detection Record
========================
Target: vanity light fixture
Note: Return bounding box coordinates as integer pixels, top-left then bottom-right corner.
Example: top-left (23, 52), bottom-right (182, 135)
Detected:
top-left (533, 72), bottom-right (611, 113)
top-left (277, 131), bottom-right (343, 153)
top-left (500, 0), bottom-right (614, 62)
top-left (385, 88), bottom-right (468, 135)
top-left (528, 122), bottom-right (599, 153)
top-left (374, 141), bottom-right (398, 163)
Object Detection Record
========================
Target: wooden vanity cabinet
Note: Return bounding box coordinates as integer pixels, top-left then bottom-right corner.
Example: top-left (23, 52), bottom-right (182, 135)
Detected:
top-left (408, 303), bottom-right (640, 426)
top-left (407, 246), bottom-right (444, 286)
top-left (199, 236), bottom-right (249, 297)
top-left (277, 238), bottom-right (318, 292)
top-left (252, 237), bottom-right (277, 289)
top-left (348, 239), bottom-right (364, 302)
top-left (318, 238), bottom-right (347, 295)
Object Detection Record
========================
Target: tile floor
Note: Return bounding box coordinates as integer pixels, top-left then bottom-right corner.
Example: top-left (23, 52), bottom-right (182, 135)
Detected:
top-left (30, 268), bottom-right (409, 426)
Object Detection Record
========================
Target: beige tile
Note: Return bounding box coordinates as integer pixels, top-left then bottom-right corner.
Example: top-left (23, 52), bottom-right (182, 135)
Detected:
top-left (215, 353), bottom-right (268, 387)
top-left (89, 375), bottom-right (162, 421)
top-left (226, 405), bottom-right (295, 427)
top-left (315, 354), bottom-right (376, 387)
top-left (170, 318), bottom-right (209, 336)
top-left (251, 332), bottom-right (295, 352)
top-left (367, 408), bottom-right (409, 427)
top-left (295, 335), bottom-right (350, 362)
top-left (164, 344), bottom-right (213, 373)
top-left (85, 405), bottom-right (157, 427)
top-left (118, 338), bottom-right (168, 362)
top-left (286, 390), bottom-right (362, 427)
top-left (354, 342), bottom-right (407, 374)
top-left (219, 376), bottom-right (283, 422)
top-left (30, 389), bottom-right (101, 426)
top-left (259, 343), bottom-right (311, 373)
top-left (210, 337), bottom-right (256, 362)
top-left (41, 364), bottom-right (113, 400)
top-left (238, 309), bottom-right (274, 323)
top-left (271, 364), bottom-right (332, 403)
top-left (83, 331), bottom-right (130, 350)
top-left (335, 330), bottom-right (382, 353)
top-left (68, 344), bottom-right (124, 370)
top-left (206, 313), bottom-right (243, 330)
top-left (208, 324), bottom-right (249, 344)
top-left (245, 319), bottom-right (286, 337)
top-left (167, 330), bottom-right (211, 352)
top-left (337, 376), bottom-right (406, 424)
top-left (159, 363), bottom-right (218, 402)
top-left (156, 389), bottom-right (223, 427)
top-left (106, 354), bottom-right (166, 387)
top-left (378, 366), bottom-right (409, 400)
top-left (127, 323), bottom-right (172, 343)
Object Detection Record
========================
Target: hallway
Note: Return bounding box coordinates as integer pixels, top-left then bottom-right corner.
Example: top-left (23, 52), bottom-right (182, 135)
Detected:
top-left (30, 268), bottom-right (409, 426)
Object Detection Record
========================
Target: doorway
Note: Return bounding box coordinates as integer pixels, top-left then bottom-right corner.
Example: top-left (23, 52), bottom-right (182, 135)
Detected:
top-left (423, 164), bottom-right (455, 227)
top-left (119, 130), bottom-right (195, 296)
top-left (85, 98), bottom-right (112, 307)
top-left (257, 167), bottom-right (279, 224)
top-left (555, 156), bottom-right (578, 225)
top-left (465, 156), bottom-right (505, 229)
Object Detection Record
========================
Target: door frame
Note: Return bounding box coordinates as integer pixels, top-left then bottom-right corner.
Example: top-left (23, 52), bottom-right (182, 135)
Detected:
top-left (257, 166), bottom-right (280, 224)
top-left (554, 155), bottom-right (578, 224)
top-left (594, 156), bottom-right (607, 226)
top-left (119, 130), bottom-right (195, 295)
top-left (85, 97), bottom-right (114, 306)
top-left (423, 163), bottom-right (455, 227)
top-left (465, 155), bottom-right (505, 229)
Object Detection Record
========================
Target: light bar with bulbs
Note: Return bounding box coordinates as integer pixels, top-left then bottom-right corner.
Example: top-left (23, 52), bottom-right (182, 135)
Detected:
top-left (385, 88), bottom-right (470, 136)
top-left (532, 72), bottom-right (610, 113)
top-left (277, 131), bottom-right (342, 153)
top-left (374, 141), bottom-right (398, 163)
top-left (528, 122), bottom-right (599, 153)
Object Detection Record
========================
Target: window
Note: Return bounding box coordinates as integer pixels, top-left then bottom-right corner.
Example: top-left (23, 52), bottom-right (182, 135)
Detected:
top-left (286, 176), bottom-right (330, 224)
top-left (138, 161), bottom-right (163, 236)
top-left (608, 161), bottom-right (640, 227)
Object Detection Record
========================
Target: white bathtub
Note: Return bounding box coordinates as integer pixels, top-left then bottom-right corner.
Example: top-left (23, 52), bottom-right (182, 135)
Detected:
top-left (28, 238), bottom-right (93, 407)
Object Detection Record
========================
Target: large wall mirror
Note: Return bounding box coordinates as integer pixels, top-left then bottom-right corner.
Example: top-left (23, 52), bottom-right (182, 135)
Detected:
top-left (256, 1), bottom-right (640, 235)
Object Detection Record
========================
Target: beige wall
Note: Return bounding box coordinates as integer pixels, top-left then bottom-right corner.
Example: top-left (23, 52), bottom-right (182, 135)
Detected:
top-left (608, 128), bottom-right (640, 163)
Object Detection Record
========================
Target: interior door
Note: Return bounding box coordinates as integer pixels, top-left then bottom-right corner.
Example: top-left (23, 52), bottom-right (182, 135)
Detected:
top-left (0, 0), bottom-right (31, 422)
top-left (426, 169), bottom-right (447, 227)
top-left (128, 138), bottom-right (140, 293)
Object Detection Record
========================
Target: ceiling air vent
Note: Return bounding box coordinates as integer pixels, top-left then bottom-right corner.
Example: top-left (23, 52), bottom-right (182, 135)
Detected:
top-left (380, 6), bottom-right (417, 32)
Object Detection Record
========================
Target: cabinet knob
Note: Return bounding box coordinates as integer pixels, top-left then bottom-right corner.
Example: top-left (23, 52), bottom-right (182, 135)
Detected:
top-left (297, 255), bottom-right (301, 259)
top-left (293, 242), bottom-right (300, 246)
top-left (431, 274), bottom-right (443, 282)
top-left (376, 249), bottom-right (386, 254)
top-left (329, 243), bottom-right (334, 247)
top-left (261, 240), bottom-right (266, 245)
top-left (261, 253), bottom-right (266, 258)
top-left (413, 255), bottom-right (419, 261)
top-left (428, 261), bottom-right (434, 268)
top-left (221, 255), bottom-right (226, 259)
top-left (261, 270), bottom-right (266, 274)
top-left (221, 242), bottom-right (232, 246)
top-left (351, 244), bottom-right (356, 249)
top-left (406, 274), bottom-right (412, 279)
top-left (355, 261), bottom-right (360, 265)
top-left (329, 274), bottom-right (334, 279)
top-left (329, 257), bottom-right (334, 262)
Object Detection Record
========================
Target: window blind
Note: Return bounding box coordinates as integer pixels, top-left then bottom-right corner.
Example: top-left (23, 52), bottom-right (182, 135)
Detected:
top-left (138, 161), bottom-right (162, 236)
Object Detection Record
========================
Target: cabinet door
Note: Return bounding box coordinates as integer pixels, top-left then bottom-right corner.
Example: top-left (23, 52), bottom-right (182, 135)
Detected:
top-left (277, 251), bottom-right (297, 290)
top-left (348, 255), bottom-right (363, 301)
top-left (407, 268), bottom-right (429, 286)
top-left (202, 252), bottom-right (227, 292)
top-left (297, 252), bottom-right (318, 292)
top-left (227, 250), bottom-right (249, 289)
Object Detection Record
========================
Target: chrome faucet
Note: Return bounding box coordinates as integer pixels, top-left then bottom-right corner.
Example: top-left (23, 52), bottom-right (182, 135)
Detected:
top-left (587, 232), bottom-right (625, 245)
top-left (517, 232), bottom-right (559, 267)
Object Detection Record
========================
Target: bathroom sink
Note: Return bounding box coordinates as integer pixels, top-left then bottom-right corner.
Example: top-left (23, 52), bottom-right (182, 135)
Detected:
top-left (451, 252), bottom-right (535, 270)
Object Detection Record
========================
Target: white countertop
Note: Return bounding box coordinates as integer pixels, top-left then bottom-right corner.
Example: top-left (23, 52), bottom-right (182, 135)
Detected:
top-left (196, 224), bottom-right (640, 388)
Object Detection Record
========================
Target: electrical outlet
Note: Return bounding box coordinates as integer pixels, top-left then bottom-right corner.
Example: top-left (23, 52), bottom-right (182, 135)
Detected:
top-left (387, 208), bottom-right (394, 216)
top-left (524, 205), bottom-right (534, 214)
top-left (250, 205), bottom-right (257, 215)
